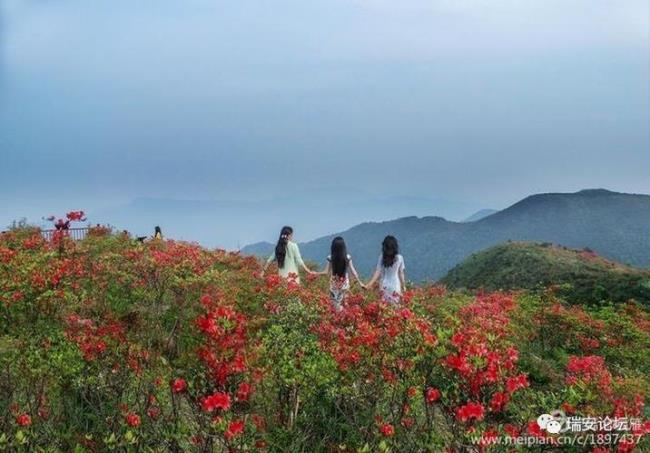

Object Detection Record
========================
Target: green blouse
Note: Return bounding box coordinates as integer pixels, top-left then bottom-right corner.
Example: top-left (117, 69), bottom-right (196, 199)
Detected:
top-left (266, 241), bottom-right (306, 280)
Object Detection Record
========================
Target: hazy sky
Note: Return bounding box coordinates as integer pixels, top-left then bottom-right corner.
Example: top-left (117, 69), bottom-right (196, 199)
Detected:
top-left (1, 0), bottom-right (648, 227)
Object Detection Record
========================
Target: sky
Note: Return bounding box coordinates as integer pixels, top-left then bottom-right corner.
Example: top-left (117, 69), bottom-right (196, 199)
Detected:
top-left (0, 0), bottom-right (648, 239)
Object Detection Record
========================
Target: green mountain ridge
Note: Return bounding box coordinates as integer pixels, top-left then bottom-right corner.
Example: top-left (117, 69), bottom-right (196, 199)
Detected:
top-left (242, 189), bottom-right (650, 281)
top-left (440, 241), bottom-right (650, 305)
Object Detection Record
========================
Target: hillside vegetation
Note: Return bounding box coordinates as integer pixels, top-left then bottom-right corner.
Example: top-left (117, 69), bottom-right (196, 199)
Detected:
top-left (441, 242), bottom-right (650, 306)
top-left (243, 189), bottom-right (650, 281)
top-left (0, 226), bottom-right (648, 451)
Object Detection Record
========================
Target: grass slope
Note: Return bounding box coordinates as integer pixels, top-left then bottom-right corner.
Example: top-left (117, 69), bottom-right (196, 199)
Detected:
top-left (441, 242), bottom-right (650, 305)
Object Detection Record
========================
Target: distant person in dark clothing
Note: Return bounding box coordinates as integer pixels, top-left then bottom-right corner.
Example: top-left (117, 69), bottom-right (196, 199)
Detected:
top-left (153, 226), bottom-right (163, 240)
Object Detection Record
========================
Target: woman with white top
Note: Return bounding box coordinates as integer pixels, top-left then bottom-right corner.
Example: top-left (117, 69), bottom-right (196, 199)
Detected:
top-left (318, 236), bottom-right (365, 310)
top-left (261, 226), bottom-right (315, 284)
top-left (365, 235), bottom-right (406, 304)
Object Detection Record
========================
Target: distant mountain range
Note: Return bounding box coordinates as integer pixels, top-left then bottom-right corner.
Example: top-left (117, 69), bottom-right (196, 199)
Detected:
top-left (91, 190), bottom-right (483, 250)
top-left (242, 189), bottom-right (650, 281)
top-left (462, 209), bottom-right (498, 222)
top-left (441, 242), bottom-right (650, 305)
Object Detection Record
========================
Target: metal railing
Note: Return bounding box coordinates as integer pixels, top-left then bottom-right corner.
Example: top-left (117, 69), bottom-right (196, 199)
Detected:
top-left (41, 227), bottom-right (91, 242)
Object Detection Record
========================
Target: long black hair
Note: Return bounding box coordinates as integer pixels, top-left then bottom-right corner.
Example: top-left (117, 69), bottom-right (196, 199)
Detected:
top-left (330, 236), bottom-right (348, 278)
top-left (382, 235), bottom-right (399, 267)
top-left (275, 226), bottom-right (293, 268)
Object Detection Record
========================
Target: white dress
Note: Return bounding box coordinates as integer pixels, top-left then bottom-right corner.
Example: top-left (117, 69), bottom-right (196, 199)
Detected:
top-left (377, 254), bottom-right (405, 303)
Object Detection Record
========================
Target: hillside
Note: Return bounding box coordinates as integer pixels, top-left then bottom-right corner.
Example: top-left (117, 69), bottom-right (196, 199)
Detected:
top-left (242, 189), bottom-right (650, 281)
top-left (1, 227), bottom-right (648, 450)
top-left (441, 242), bottom-right (650, 305)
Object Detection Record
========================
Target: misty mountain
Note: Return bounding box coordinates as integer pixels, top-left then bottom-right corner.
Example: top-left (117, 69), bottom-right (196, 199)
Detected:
top-left (242, 189), bottom-right (650, 281)
top-left (91, 191), bottom-right (483, 250)
top-left (463, 209), bottom-right (498, 222)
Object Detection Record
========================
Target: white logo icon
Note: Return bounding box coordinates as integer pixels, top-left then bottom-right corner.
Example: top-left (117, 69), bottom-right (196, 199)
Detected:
top-left (537, 413), bottom-right (553, 429)
top-left (537, 410), bottom-right (566, 434)
top-left (546, 420), bottom-right (562, 434)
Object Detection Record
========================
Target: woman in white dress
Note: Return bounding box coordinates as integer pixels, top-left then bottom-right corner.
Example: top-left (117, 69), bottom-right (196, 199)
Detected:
top-left (318, 236), bottom-right (365, 310)
top-left (365, 235), bottom-right (406, 304)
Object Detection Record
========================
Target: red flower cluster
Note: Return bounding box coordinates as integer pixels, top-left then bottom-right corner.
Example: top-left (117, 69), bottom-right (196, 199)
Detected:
top-left (171, 378), bottom-right (187, 393)
top-left (442, 293), bottom-right (528, 424)
top-left (195, 296), bottom-right (249, 386)
top-left (566, 355), bottom-right (612, 396)
top-left (64, 314), bottom-right (125, 361)
top-left (505, 374), bottom-right (529, 393)
top-left (125, 413), bottom-right (141, 427)
top-left (489, 391), bottom-right (509, 412)
top-left (455, 402), bottom-right (485, 422)
top-left (527, 420), bottom-right (544, 438)
top-left (66, 211), bottom-right (86, 221)
top-left (200, 392), bottom-right (231, 412)
top-left (224, 419), bottom-right (245, 440)
top-left (379, 423), bottom-right (395, 437)
top-left (236, 382), bottom-right (252, 402)
top-left (314, 296), bottom-right (435, 375)
top-left (425, 387), bottom-right (441, 403)
top-left (16, 413), bottom-right (31, 426)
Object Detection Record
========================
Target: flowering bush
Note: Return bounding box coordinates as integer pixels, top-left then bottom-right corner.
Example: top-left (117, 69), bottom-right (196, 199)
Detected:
top-left (0, 221), bottom-right (647, 451)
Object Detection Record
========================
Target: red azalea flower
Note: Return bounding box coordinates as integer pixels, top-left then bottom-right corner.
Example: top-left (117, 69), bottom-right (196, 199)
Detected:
top-left (125, 413), bottom-right (141, 427)
top-left (527, 420), bottom-right (544, 438)
top-left (16, 414), bottom-right (31, 426)
top-left (445, 353), bottom-right (472, 375)
top-left (236, 382), bottom-right (252, 402)
top-left (201, 392), bottom-right (231, 412)
top-left (379, 423), bottom-right (395, 437)
top-left (451, 332), bottom-right (465, 347)
top-left (426, 387), bottom-right (441, 403)
top-left (172, 378), bottom-right (187, 393)
top-left (224, 419), bottom-right (245, 440)
top-left (66, 210), bottom-right (85, 221)
top-left (455, 402), bottom-right (485, 422)
top-left (505, 374), bottom-right (529, 393)
top-left (504, 423), bottom-right (519, 437)
top-left (489, 392), bottom-right (509, 412)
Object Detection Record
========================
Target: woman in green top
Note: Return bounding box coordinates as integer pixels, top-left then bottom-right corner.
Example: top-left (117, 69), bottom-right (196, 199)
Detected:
top-left (261, 226), bottom-right (315, 283)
